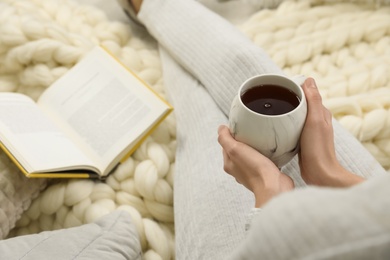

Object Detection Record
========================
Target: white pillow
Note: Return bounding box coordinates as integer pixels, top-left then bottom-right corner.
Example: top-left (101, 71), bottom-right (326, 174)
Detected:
top-left (0, 210), bottom-right (142, 260)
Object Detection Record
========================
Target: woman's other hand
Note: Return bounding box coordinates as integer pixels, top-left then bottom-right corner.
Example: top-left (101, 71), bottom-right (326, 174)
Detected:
top-left (299, 78), bottom-right (364, 187)
top-left (218, 125), bottom-right (294, 207)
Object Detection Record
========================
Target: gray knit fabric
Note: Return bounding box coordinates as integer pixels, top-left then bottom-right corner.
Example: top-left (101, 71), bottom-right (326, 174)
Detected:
top-left (230, 176), bottom-right (390, 260)
top-left (137, 1), bottom-right (389, 259)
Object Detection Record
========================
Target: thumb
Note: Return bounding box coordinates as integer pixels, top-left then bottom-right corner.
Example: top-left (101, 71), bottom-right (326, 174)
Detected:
top-left (217, 125), bottom-right (236, 150)
top-left (302, 78), bottom-right (324, 119)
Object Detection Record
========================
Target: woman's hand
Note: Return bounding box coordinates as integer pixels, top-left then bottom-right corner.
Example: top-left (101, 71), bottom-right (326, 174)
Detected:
top-left (218, 125), bottom-right (294, 207)
top-left (299, 78), bottom-right (364, 187)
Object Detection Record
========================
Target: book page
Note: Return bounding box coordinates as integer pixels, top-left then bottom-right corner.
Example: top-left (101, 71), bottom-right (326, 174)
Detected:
top-left (0, 93), bottom-right (98, 174)
top-left (38, 46), bottom-right (172, 175)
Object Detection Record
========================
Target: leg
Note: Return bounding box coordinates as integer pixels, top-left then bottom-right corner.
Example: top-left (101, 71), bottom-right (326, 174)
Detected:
top-left (160, 47), bottom-right (253, 259)
top-left (138, 0), bottom-right (386, 179)
top-left (138, 0), bottom-right (283, 114)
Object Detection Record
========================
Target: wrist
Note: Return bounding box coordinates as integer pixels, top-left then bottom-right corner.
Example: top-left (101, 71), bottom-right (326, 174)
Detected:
top-left (252, 172), bottom-right (293, 208)
top-left (253, 186), bottom-right (278, 208)
top-left (327, 165), bottom-right (365, 187)
top-left (320, 163), bottom-right (365, 187)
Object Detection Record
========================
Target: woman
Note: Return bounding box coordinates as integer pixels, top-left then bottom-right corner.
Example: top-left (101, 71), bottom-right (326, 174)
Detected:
top-left (119, 0), bottom-right (389, 259)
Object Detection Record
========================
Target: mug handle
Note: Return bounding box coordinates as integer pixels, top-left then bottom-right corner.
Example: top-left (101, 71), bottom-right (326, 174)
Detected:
top-left (291, 74), bottom-right (307, 87)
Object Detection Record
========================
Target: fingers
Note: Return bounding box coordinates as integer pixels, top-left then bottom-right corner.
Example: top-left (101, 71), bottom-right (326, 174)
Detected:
top-left (219, 126), bottom-right (240, 177)
top-left (218, 125), bottom-right (233, 169)
top-left (218, 125), bottom-right (250, 167)
top-left (218, 125), bottom-right (269, 164)
top-left (217, 125), bottom-right (235, 151)
top-left (218, 125), bottom-right (252, 161)
top-left (221, 149), bottom-right (231, 172)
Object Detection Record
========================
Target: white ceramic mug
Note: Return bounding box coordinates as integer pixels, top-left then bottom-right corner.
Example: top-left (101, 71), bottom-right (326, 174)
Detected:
top-left (228, 74), bottom-right (307, 168)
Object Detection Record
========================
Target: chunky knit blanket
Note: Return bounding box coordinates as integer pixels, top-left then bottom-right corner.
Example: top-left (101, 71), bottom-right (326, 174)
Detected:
top-left (0, 0), bottom-right (389, 259)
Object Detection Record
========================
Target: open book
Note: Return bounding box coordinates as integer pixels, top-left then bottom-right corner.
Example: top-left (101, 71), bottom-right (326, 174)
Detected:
top-left (0, 46), bottom-right (173, 179)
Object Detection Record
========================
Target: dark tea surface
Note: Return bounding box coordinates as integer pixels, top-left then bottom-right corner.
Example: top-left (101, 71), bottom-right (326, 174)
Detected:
top-left (241, 84), bottom-right (300, 115)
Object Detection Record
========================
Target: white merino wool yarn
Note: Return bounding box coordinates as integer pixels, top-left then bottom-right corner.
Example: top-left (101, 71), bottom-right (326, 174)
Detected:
top-left (1, 0), bottom-right (176, 258)
top-left (240, 0), bottom-right (390, 171)
top-left (2, 0), bottom-right (390, 259)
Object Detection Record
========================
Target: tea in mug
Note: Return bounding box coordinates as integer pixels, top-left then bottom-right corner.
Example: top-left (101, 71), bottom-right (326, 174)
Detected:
top-left (241, 85), bottom-right (300, 115)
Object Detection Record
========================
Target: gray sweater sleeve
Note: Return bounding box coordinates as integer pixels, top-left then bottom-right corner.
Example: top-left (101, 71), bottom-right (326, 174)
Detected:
top-left (245, 208), bottom-right (262, 231)
top-left (232, 174), bottom-right (390, 260)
